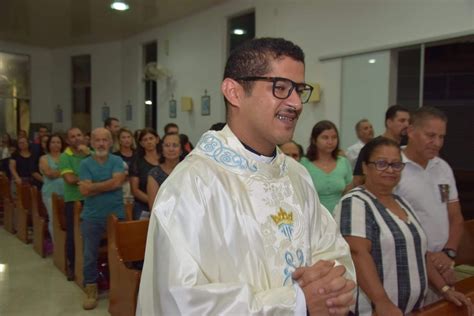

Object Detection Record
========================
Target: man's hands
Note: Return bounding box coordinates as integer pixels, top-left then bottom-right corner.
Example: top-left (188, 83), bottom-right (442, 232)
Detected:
top-left (78, 180), bottom-right (93, 196)
top-left (77, 144), bottom-right (90, 156)
top-left (442, 288), bottom-right (473, 315)
top-left (428, 251), bottom-right (456, 285)
top-left (292, 260), bottom-right (355, 315)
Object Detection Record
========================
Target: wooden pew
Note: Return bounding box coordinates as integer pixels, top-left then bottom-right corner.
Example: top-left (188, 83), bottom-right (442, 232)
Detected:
top-left (16, 182), bottom-right (32, 243)
top-left (52, 193), bottom-right (67, 275)
top-left (125, 201), bottom-right (133, 221)
top-left (0, 174), bottom-right (15, 233)
top-left (31, 186), bottom-right (49, 258)
top-left (456, 219), bottom-right (474, 266)
top-left (107, 215), bottom-right (149, 316)
top-left (411, 276), bottom-right (474, 315)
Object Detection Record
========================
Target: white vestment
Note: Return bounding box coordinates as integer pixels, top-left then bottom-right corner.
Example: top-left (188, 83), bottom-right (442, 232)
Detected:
top-left (137, 126), bottom-right (355, 315)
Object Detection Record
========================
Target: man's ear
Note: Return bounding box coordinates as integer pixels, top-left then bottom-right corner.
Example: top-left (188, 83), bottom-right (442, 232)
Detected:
top-left (221, 78), bottom-right (244, 109)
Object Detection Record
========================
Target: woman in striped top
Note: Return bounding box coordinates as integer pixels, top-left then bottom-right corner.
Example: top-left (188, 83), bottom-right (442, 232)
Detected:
top-left (334, 136), bottom-right (471, 315)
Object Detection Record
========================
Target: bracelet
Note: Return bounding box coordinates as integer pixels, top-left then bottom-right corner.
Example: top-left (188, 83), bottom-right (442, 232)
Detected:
top-left (441, 285), bottom-right (451, 293)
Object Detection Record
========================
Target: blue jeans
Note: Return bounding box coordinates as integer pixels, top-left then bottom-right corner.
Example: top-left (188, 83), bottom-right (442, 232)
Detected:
top-left (81, 219), bottom-right (107, 285)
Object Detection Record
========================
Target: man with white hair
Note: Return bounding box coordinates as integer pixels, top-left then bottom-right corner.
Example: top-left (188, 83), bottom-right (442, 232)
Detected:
top-left (78, 127), bottom-right (125, 310)
top-left (346, 119), bottom-right (374, 168)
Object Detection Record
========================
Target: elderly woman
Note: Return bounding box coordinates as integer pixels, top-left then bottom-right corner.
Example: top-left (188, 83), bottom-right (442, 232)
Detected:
top-left (334, 136), bottom-right (472, 315)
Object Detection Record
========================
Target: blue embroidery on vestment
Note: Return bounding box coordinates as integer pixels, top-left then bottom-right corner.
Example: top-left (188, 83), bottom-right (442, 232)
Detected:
top-left (283, 249), bottom-right (305, 285)
top-left (197, 134), bottom-right (258, 172)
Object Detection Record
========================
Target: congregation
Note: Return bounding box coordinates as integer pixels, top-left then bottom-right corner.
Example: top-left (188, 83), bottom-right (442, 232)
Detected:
top-left (1, 37), bottom-right (473, 316)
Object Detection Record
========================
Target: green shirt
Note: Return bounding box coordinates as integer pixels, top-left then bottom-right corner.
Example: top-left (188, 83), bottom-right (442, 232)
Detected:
top-left (59, 147), bottom-right (88, 202)
top-left (300, 156), bottom-right (353, 214)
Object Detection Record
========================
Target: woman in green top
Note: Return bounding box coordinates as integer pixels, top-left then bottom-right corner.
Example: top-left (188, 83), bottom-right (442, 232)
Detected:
top-left (301, 120), bottom-right (353, 214)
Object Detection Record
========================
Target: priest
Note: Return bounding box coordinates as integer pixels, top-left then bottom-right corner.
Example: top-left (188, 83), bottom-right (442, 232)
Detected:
top-left (137, 37), bottom-right (356, 316)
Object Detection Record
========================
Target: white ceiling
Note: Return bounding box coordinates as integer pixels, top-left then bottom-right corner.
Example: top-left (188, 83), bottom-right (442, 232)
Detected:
top-left (0, 0), bottom-right (226, 48)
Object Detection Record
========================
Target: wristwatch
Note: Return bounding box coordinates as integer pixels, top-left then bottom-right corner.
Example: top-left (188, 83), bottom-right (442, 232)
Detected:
top-left (442, 248), bottom-right (457, 259)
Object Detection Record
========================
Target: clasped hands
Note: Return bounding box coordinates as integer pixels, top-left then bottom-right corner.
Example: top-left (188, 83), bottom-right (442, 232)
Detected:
top-left (292, 260), bottom-right (355, 316)
top-left (78, 180), bottom-right (93, 196)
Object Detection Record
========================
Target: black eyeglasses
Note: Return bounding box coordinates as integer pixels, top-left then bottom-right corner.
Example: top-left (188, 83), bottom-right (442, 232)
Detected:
top-left (367, 160), bottom-right (406, 171)
top-left (236, 76), bottom-right (314, 104)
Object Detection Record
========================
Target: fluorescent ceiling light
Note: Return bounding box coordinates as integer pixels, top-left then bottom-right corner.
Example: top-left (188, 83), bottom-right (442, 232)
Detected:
top-left (233, 29), bottom-right (246, 35)
top-left (145, 100), bottom-right (152, 105)
top-left (368, 59), bottom-right (376, 64)
top-left (111, 0), bottom-right (129, 11)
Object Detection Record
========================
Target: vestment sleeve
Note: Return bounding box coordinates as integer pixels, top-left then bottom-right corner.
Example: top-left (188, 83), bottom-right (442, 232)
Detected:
top-left (307, 187), bottom-right (356, 282)
top-left (137, 171), bottom-right (303, 315)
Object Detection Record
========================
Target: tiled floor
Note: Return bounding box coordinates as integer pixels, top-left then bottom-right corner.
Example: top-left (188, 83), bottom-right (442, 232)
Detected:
top-left (0, 228), bottom-right (109, 316)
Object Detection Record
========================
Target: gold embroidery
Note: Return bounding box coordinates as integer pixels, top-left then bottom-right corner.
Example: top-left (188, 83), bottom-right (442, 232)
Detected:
top-left (271, 208), bottom-right (293, 226)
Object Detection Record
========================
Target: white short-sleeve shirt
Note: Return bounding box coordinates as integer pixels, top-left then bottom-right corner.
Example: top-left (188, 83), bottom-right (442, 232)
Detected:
top-left (346, 140), bottom-right (364, 168)
top-left (395, 153), bottom-right (458, 252)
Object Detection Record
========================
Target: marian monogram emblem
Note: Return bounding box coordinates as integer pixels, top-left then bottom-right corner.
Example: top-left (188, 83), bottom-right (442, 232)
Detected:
top-left (271, 208), bottom-right (294, 241)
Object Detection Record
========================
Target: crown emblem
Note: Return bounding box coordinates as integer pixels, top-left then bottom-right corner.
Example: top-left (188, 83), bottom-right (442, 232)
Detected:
top-left (271, 208), bottom-right (293, 226)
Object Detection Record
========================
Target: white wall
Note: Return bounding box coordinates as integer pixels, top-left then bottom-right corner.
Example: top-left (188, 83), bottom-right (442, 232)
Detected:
top-left (340, 51), bottom-right (391, 149)
top-left (0, 40), bottom-right (52, 130)
top-left (120, 0), bottom-right (255, 141)
top-left (50, 41), bottom-right (123, 132)
top-left (2, 0), bottom-right (473, 146)
top-left (255, 0), bottom-right (474, 148)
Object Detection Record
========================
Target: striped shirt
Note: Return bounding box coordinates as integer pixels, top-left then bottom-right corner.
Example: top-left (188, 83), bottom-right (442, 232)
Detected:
top-left (334, 187), bottom-right (428, 315)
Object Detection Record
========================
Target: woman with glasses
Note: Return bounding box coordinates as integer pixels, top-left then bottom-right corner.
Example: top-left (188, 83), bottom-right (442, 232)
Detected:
top-left (129, 128), bottom-right (160, 219)
top-left (333, 136), bottom-right (472, 315)
top-left (300, 120), bottom-right (353, 214)
top-left (147, 133), bottom-right (182, 210)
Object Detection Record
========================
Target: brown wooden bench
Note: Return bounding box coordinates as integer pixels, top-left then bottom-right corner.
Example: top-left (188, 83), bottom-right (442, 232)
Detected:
top-left (107, 215), bottom-right (149, 316)
top-left (0, 174), bottom-right (15, 233)
top-left (411, 276), bottom-right (474, 315)
top-left (125, 201), bottom-right (133, 221)
top-left (456, 219), bottom-right (474, 266)
top-left (52, 193), bottom-right (67, 275)
top-left (16, 182), bottom-right (32, 243)
top-left (31, 186), bottom-right (49, 258)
